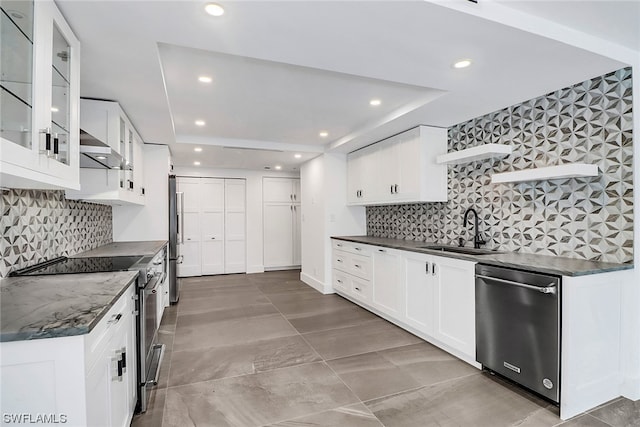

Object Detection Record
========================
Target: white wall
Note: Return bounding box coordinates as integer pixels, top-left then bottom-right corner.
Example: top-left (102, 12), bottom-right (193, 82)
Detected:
top-left (112, 144), bottom-right (170, 241)
top-left (300, 153), bottom-right (366, 293)
top-left (173, 166), bottom-right (299, 274)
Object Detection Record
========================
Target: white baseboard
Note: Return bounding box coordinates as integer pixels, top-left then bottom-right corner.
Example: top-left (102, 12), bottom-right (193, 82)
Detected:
top-left (300, 272), bottom-right (334, 294)
top-left (621, 377), bottom-right (640, 401)
top-left (246, 265), bottom-right (265, 274)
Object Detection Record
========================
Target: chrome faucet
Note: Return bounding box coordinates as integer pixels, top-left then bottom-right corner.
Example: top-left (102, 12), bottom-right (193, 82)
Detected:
top-left (463, 207), bottom-right (486, 249)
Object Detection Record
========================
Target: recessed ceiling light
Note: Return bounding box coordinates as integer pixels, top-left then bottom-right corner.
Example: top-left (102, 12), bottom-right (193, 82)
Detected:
top-left (369, 99), bottom-right (381, 106)
top-left (195, 120), bottom-right (205, 126)
top-left (453, 59), bottom-right (472, 69)
top-left (294, 153), bottom-right (302, 159)
top-left (204, 3), bottom-right (224, 16)
top-left (194, 161), bottom-right (201, 166)
top-left (319, 131), bottom-right (329, 138)
top-left (194, 147), bottom-right (203, 152)
top-left (51, 106), bottom-right (59, 112)
top-left (96, 156), bottom-right (107, 160)
top-left (198, 76), bottom-right (212, 83)
top-left (275, 165), bottom-right (282, 170)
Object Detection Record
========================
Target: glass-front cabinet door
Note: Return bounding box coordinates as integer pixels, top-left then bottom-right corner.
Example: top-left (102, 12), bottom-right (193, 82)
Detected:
top-left (0, 0), bottom-right (80, 190)
top-left (0, 1), bottom-right (34, 150)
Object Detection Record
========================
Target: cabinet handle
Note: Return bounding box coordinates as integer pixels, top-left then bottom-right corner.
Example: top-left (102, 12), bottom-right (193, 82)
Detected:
top-left (354, 247), bottom-right (361, 251)
top-left (53, 133), bottom-right (59, 159)
top-left (117, 357), bottom-right (124, 379)
top-left (355, 287), bottom-right (361, 291)
top-left (41, 127), bottom-right (51, 156)
top-left (337, 279), bottom-right (343, 284)
top-left (290, 194), bottom-right (293, 201)
top-left (187, 237), bottom-right (192, 240)
top-left (354, 264), bottom-right (361, 268)
top-left (432, 263), bottom-right (437, 276)
top-left (108, 313), bottom-right (122, 325)
top-left (211, 237), bottom-right (216, 239)
top-left (378, 249), bottom-right (385, 253)
top-left (337, 243), bottom-right (342, 247)
top-left (121, 348), bottom-right (127, 370)
top-left (390, 185), bottom-right (393, 194)
top-left (294, 194), bottom-right (297, 201)
top-left (394, 184), bottom-right (398, 194)
top-left (426, 262), bottom-right (430, 273)
top-left (337, 258), bottom-right (343, 263)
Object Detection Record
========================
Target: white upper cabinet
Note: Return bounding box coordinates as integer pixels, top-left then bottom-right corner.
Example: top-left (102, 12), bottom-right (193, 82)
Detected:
top-left (347, 126), bottom-right (447, 205)
top-left (0, 0), bottom-right (81, 190)
top-left (65, 99), bottom-right (145, 205)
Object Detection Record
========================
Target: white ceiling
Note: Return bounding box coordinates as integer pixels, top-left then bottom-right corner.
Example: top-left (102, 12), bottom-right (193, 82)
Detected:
top-left (56, 0), bottom-right (634, 170)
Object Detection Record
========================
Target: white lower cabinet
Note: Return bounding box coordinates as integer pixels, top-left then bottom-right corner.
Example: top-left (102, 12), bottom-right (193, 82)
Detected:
top-left (371, 248), bottom-right (403, 318)
top-left (0, 283), bottom-right (137, 426)
top-left (332, 239), bottom-right (477, 365)
top-left (85, 283), bottom-right (137, 427)
top-left (431, 255), bottom-right (476, 357)
top-left (402, 251), bottom-right (434, 335)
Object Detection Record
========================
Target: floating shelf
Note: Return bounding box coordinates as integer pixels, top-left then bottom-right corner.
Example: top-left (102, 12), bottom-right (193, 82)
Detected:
top-left (436, 143), bottom-right (512, 165)
top-left (491, 163), bottom-right (599, 184)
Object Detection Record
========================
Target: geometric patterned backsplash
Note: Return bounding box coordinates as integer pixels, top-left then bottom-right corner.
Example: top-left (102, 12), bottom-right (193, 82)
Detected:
top-left (0, 189), bottom-right (113, 277)
top-left (368, 67), bottom-right (633, 264)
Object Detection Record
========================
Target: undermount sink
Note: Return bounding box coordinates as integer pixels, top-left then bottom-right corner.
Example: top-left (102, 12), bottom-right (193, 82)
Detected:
top-left (418, 245), bottom-right (501, 256)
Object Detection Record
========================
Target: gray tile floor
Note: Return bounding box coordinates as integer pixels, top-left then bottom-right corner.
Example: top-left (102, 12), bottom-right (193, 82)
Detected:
top-left (132, 270), bottom-right (639, 427)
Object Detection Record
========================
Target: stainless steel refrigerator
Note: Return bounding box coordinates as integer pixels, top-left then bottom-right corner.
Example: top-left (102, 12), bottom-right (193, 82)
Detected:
top-left (168, 175), bottom-right (183, 303)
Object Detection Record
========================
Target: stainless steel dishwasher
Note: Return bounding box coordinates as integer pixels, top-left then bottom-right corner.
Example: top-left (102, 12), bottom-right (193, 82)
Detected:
top-left (476, 264), bottom-right (561, 403)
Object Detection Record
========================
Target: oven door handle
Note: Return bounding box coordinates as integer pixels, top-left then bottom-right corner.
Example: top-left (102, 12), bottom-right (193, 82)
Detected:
top-left (476, 274), bottom-right (557, 295)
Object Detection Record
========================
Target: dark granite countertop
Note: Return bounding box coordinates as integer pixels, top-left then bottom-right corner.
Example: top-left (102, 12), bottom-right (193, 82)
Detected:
top-left (332, 236), bottom-right (633, 277)
top-left (74, 240), bottom-right (168, 258)
top-left (0, 271), bottom-right (138, 342)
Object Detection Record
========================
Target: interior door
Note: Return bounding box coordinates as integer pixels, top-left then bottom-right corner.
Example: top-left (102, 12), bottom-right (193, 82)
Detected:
top-left (263, 204), bottom-right (294, 268)
top-left (177, 178), bottom-right (201, 277)
top-left (292, 204), bottom-right (301, 265)
top-left (201, 178), bottom-right (225, 275)
top-left (224, 179), bottom-right (246, 274)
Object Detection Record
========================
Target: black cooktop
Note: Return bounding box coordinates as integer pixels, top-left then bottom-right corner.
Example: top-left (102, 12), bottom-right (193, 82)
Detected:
top-left (9, 256), bottom-right (144, 276)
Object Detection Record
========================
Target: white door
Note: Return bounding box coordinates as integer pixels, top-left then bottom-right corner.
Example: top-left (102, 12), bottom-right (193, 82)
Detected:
top-left (201, 179), bottom-right (225, 275)
top-left (292, 204), bottom-right (301, 265)
top-left (372, 247), bottom-right (402, 317)
top-left (263, 204), bottom-right (294, 267)
top-left (403, 251), bottom-right (434, 335)
top-left (292, 179), bottom-right (301, 203)
top-left (263, 177), bottom-right (294, 203)
top-left (432, 256), bottom-right (476, 357)
top-left (177, 178), bottom-right (201, 277)
top-left (224, 179), bottom-right (246, 274)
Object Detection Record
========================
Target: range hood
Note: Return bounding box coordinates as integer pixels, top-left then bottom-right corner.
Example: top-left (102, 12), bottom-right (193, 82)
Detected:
top-left (79, 130), bottom-right (124, 169)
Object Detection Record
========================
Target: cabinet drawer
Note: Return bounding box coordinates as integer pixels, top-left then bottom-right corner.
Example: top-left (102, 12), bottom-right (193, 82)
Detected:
top-left (348, 254), bottom-right (372, 280)
top-left (332, 251), bottom-right (349, 273)
top-left (331, 240), bottom-right (372, 257)
top-left (332, 270), bottom-right (350, 294)
top-left (351, 277), bottom-right (372, 304)
top-left (85, 284), bottom-right (135, 372)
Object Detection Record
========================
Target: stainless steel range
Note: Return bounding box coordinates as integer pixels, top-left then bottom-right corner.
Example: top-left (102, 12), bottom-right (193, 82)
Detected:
top-left (9, 250), bottom-right (166, 413)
